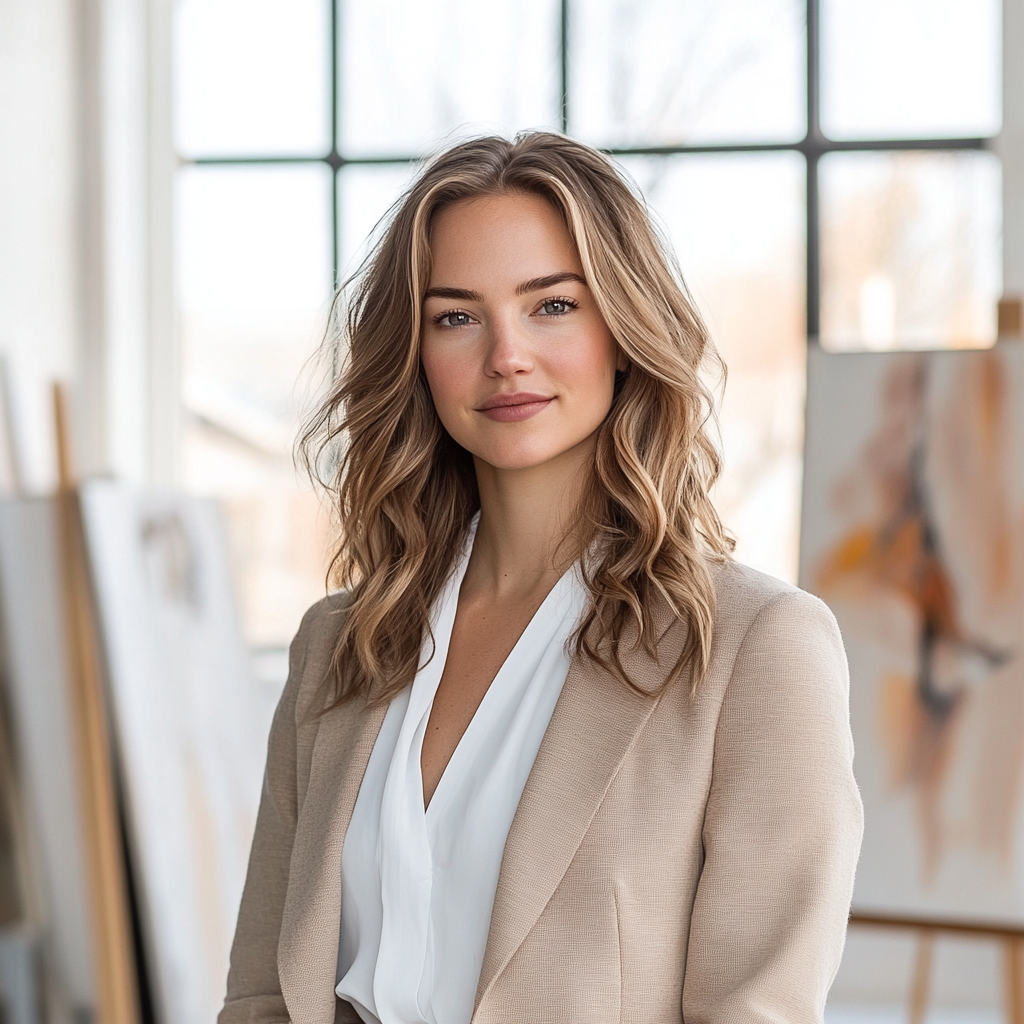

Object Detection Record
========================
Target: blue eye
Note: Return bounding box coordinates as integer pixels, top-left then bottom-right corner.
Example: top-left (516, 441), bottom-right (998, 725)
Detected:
top-left (435, 310), bottom-right (472, 328)
top-left (540, 297), bottom-right (578, 315)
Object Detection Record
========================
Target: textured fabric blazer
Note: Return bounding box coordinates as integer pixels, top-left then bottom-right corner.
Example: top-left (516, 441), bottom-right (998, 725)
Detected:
top-left (220, 560), bottom-right (863, 1024)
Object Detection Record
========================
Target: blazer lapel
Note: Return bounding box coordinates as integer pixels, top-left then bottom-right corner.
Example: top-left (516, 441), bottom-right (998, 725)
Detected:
top-left (278, 695), bottom-right (388, 1024)
top-left (474, 635), bottom-right (668, 1011)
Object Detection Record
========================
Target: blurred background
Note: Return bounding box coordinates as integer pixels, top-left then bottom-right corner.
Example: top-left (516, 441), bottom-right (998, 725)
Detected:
top-left (0, 0), bottom-right (1021, 1021)
top-left (4, 0), bottom-right (1012, 652)
top-left (171, 0), bottom-right (1005, 649)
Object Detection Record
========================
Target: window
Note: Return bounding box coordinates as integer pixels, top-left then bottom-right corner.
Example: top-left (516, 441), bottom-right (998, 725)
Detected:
top-left (174, 0), bottom-right (1001, 645)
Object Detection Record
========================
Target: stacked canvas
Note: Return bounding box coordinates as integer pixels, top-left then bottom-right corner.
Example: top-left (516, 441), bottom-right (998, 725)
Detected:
top-left (0, 485), bottom-right (272, 1024)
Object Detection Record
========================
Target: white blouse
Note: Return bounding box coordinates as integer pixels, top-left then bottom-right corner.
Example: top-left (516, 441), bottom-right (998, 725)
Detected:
top-left (335, 523), bottom-right (587, 1024)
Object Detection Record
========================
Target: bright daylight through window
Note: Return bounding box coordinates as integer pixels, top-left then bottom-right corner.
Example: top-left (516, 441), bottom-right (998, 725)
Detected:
top-left (174, 0), bottom-right (1002, 650)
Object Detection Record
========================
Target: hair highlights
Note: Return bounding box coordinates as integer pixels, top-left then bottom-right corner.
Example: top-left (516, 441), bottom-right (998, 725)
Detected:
top-left (300, 132), bottom-right (733, 706)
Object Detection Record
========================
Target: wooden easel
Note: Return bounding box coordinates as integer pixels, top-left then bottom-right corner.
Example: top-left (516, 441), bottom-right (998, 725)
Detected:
top-left (52, 383), bottom-right (140, 1024)
top-left (0, 357), bottom-right (32, 929)
top-left (850, 911), bottom-right (1024, 1024)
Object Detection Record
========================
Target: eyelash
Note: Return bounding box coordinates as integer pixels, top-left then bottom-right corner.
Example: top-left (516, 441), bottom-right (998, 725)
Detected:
top-left (432, 309), bottom-right (473, 328)
top-left (431, 296), bottom-right (580, 328)
top-left (540, 296), bottom-right (580, 315)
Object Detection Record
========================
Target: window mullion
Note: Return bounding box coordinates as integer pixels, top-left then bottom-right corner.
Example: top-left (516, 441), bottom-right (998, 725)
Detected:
top-left (806, 0), bottom-right (821, 341)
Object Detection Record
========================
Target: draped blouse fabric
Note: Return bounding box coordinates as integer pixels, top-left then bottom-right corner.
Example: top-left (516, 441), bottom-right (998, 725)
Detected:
top-left (335, 529), bottom-right (588, 1024)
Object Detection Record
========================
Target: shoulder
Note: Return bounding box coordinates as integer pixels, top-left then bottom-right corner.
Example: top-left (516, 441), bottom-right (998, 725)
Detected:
top-left (293, 589), bottom-right (352, 655)
top-left (693, 563), bottom-right (858, 818)
top-left (703, 558), bottom-right (849, 711)
top-left (285, 590), bottom-right (353, 718)
top-left (645, 558), bottom-right (847, 705)
top-left (711, 558), bottom-right (842, 649)
top-left (638, 558), bottom-right (845, 700)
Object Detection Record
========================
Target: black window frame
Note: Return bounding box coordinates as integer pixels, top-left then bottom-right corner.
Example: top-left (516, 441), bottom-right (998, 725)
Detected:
top-left (183, 0), bottom-right (996, 342)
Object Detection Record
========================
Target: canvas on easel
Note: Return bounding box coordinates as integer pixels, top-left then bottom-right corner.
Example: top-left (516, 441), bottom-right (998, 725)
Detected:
top-left (80, 481), bottom-right (267, 1024)
top-left (800, 343), bottom-right (1024, 925)
top-left (0, 384), bottom-right (141, 1024)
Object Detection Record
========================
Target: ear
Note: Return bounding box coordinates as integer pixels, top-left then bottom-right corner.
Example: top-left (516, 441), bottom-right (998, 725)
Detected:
top-left (615, 347), bottom-right (629, 373)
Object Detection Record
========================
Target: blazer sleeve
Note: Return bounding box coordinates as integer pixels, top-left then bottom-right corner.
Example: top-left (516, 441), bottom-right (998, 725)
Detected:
top-left (218, 603), bottom-right (317, 1024)
top-left (681, 588), bottom-right (864, 1024)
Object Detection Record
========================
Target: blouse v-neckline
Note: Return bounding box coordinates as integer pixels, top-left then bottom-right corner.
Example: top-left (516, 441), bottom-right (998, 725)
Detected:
top-left (424, 560), bottom-right (578, 820)
top-left (335, 519), bottom-right (589, 1024)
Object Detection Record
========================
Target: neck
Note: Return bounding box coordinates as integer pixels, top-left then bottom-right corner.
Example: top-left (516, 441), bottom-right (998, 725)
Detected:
top-left (466, 440), bottom-right (594, 599)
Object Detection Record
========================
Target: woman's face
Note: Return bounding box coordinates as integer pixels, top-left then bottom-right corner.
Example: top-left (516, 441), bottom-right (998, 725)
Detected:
top-left (420, 191), bottom-right (621, 474)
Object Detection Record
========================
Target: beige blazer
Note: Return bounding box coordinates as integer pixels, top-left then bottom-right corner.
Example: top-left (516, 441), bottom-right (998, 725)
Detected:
top-left (220, 560), bottom-right (863, 1024)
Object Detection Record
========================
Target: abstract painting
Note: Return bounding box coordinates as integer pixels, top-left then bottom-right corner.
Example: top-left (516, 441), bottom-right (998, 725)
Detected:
top-left (800, 344), bottom-right (1024, 925)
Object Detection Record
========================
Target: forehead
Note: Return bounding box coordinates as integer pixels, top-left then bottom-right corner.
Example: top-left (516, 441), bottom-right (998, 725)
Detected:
top-left (427, 192), bottom-right (583, 287)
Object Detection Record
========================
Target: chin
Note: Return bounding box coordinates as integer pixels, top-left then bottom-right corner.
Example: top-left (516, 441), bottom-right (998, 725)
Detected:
top-left (473, 448), bottom-right (560, 472)
top-left (469, 435), bottom-right (597, 473)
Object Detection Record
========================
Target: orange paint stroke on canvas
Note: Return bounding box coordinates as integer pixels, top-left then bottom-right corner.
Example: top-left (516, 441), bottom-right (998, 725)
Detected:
top-left (815, 352), bottom-right (1023, 880)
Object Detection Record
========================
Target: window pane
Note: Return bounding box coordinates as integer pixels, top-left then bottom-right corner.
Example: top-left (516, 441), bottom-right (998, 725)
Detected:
top-left (821, 0), bottom-right (1001, 140)
top-left (340, 0), bottom-right (560, 156)
top-left (338, 164), bottom-right (420, 282)
top-left (820, 151), bottom-right (1001, 351)
top-left (572, 0), bottom-right (805, 147)
top-left (620, 153), bottom-right (806, 582)
top-left (178, 165), bottom-right (335, 644)
top-left (175, 0), bottom-right (330, 157)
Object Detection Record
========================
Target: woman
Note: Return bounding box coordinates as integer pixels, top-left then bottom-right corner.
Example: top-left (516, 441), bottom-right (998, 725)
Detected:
top-left (221, 132), bottom-right (862, 1024)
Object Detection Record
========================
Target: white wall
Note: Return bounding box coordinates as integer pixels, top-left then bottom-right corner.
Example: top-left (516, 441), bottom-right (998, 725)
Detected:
top-left (94, 0), bottom-right (177, 484)
top-left (0, 0), bottom-right (174, 492)
top-left (0, 0), bottom-right (80, 491)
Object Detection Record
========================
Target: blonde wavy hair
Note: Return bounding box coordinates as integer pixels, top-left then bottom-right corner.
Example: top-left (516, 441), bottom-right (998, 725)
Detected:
top-left (301, 131), bottom-right (733, 707)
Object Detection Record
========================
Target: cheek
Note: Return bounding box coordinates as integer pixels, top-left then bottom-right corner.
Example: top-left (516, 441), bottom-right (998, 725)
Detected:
top-left (420, 344), bottom-right (468, 424)
top-left (556, 328), bottom-right (618, 410)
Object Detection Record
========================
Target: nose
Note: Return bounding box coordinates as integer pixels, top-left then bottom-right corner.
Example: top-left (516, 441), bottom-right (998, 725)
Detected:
top-left (483, 316), bottom-right (534, 378)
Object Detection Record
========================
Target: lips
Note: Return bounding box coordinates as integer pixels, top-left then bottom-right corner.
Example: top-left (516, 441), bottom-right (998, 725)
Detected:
top-left (475, 392), bottom-right (554, 422)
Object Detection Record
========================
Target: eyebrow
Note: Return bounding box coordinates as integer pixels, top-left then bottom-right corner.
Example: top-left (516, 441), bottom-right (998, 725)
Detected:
top-left (422, 286), bottom-right (483, 301)
top-left (515, 271), bottom-right (587, 296)
top-left (422, 271), bottom-right (587, 303)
